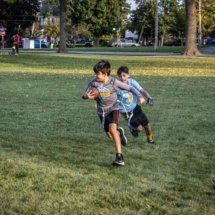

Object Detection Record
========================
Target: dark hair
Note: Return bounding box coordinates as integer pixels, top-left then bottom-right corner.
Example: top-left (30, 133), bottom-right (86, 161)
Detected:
top-left (93, 60), bottom-right (111, 76)
top-left (117, 66), bottom-right (129, 76)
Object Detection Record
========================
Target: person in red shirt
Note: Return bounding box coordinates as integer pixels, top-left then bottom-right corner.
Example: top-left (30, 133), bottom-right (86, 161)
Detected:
top-left (14, 33), bottom-right (21, 54)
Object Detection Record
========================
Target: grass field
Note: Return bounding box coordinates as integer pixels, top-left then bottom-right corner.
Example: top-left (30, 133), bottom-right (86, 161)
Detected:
top-left (0, 53), bottom-right (214, 215)
top-left (1, 45), bottom-right (185, 53)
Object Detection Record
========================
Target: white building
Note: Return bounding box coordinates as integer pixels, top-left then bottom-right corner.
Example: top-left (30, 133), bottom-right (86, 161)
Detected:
top-left (125, 30), bottom-right (138, 40)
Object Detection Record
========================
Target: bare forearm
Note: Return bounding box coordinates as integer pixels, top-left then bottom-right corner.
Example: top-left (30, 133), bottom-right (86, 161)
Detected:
top-left (141, 89), bottom-right (151, 99)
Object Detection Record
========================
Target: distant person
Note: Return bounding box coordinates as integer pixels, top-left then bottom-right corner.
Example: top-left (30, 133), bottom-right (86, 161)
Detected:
top-left (0, 37), bottom-right (3, 49)
top-left (14, 33), bottom-right (21, 54)
top-left (82, 60), bottom-right (144, 166)
top-left (117, 66), bottom-right (155, 144)
top-left (11, 44), bottom-right (16, 55)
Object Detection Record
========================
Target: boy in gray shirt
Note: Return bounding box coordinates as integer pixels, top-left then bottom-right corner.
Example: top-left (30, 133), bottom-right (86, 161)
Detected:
top-left (82, 60), bottom-right (144, 166)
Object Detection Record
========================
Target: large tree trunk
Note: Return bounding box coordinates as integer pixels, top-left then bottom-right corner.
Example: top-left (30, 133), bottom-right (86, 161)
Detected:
top-left (183, 0), bottom-right (201, 56)
top-left (138, 24), bottom-right (144, 44)
top-left (58, 0), bottom-right (67, 53)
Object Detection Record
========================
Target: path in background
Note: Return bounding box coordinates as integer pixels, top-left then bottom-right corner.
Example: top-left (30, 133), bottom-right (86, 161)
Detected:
top-left (200, 46), bottom-right (215, 55)
top-left (1, 46), bottom-right (215, 56)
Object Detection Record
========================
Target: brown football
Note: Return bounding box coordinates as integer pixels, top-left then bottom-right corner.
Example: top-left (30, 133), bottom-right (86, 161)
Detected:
top-left (89, 87), bottom-right (99, 98)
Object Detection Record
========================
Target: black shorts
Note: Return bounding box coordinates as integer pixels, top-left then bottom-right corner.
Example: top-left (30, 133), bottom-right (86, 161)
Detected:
top-left (121, 105), bottom-right (149, 129)
top-left (99, 110), bottom-right (119, 132)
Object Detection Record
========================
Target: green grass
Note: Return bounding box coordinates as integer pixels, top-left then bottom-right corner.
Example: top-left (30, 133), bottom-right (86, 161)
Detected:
top-left (0, 54), bottom-right (214, 215)
top-left (2, 45), bottom-right (185, 53)
top-left (67, 46), bottom-right (185, 53)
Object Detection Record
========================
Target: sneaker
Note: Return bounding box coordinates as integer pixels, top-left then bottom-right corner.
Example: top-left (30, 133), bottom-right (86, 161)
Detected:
top-left (130, 128), bottom-right (139, 137)
top-left (112, 154), bottom-right (125, 166)
top-left (147, 138), bottom-right (155, 144)
top-left (118, 127), bottom-right (127, 146)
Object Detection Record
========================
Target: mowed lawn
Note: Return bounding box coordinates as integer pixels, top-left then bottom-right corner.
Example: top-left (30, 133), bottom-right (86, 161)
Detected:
top-left (0, 54), bottom-right (214, 215)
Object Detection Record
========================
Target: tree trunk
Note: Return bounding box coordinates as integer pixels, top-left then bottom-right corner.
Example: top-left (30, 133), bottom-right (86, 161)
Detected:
top-left (138, 24), bottom-right (144, 44)
top-left (154, 0), bottom-right (158, 50)
top-left (58, 0), bottom-right (67, 53)
top-left (183, 0), bottom-right (201, 56)
top-left (95, 36), bottom-right (100, 47)
top-left (160, 34), bottom-right (164, 47)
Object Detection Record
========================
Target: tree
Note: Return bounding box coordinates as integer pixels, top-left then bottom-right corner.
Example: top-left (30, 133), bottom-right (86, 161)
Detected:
top-left (201, 0), bottom-right (215, 38)
top-left (0, 0), bottom-right (40, 38)
top-left (168, 0), bottom-right (186, 41)
top-left (57, 0), bottom-right (67, 52)
top-left (183, 0), bottom-right (201, 56)
top-left (44, 0), bottom-right (72, 53)
top-left (129, 1), bottom-right (155, 45)
top-left (70, 0), bottom-right (129, 46)
top-left (44, 22), bottom-right (60, 42)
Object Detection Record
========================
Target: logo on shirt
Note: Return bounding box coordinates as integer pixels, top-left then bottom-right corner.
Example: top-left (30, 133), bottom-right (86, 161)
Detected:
top-left (122, 92), bottom-right (134, 105)
top-left (98, 86), bottom-right (113, 97)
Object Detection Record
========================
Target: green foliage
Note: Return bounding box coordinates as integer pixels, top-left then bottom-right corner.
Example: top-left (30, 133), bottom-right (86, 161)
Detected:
top-left (44, 22), bottom-right (60, 39)
top-left (130, 0), bottom-right (186, 42)
top-left (168, 0), bottom-right (185, 38)
top-left (0, 0), bottom-right (40, 37)
top-left (129, 1), bottom-right (155, 40)
top-left (202, 0), bottom-right (215, 37)
top-left (70, 0), bottom-right (129, 41)
top-left (160, 0), bottom-right (185, 37)
top-left (0, 54), bottom-right (214, 214)
top-left (132, 0), bottom-right (214, 42)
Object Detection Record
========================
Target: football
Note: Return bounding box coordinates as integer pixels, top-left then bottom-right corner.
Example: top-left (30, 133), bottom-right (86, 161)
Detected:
top-left (89, 86), bottom-right (99, 98)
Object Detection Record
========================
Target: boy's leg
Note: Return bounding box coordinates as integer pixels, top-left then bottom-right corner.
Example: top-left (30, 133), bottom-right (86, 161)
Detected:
top-left (106, 127), bottom-right (127, 146)
top-left (131, 105), bottom-right (155, 144)
top-left (143, 123), bottom-right (155, 144)
top-left (100, 110), bottom-right (125, 166)
top-left (108, 123), bottom-right (122, 154)
top-left (123, 112), bottom-right (139, 137)
top-left (117, 127), bottom-right (127, 146)
top-left (108, 123), bottom-right (125, 166)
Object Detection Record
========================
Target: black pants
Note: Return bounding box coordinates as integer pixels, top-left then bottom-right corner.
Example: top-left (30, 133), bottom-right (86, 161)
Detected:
top-left (15, 44), bottom-right (19, 54)
top-left (121, 105), bottom-right (149, 129)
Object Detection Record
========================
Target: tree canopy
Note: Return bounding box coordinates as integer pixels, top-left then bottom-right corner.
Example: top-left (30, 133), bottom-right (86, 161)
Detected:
top-left (0, 0), bottom-right (40, 37)
top-left (70, 0), bottom-right (129, 44)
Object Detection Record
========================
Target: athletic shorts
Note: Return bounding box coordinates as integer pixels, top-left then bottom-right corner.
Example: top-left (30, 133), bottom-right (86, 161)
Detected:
top-left (121, 105), bottom-right (149, 129)
top-left (99, 110), bottom-right (119, 132)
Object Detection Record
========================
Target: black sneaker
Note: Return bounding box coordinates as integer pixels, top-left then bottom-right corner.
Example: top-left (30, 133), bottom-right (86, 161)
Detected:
top-left (112, 154), bottom-right (125, 166)
top-left (130, 128), bottom-right (139, 137)
top-left (118, 127), bottom-right (128, 146)
top-left (147, 139), bottom-right (155, 144)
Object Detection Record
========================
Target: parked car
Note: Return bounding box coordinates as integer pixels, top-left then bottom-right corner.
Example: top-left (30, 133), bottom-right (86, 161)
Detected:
top-left (68, 39), bottom-right (94, 47)
top-left (110, 39), bottom-right (140, 47)
top-left (34, 39), bottom-right (49, 48)
top-left (164, 39), bottom-right (184, 46)
top-left (205, 38), bottom-right (215, 45)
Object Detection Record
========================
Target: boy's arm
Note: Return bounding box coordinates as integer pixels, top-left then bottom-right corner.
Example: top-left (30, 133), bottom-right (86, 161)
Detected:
top-left (140, 89), bottom-right (154, 106)
top-left (82, 87), bottom-right (97, 100)
top-left (131, 79), bottom-right (154, 106)
top-left (130, 79), bottom-right (151, 99)
top-left (82, 79), bottom-right (97, 100)
top-left (115, 79), bottom-right (144, 104)
top-left (140, 89), bottom-right (151, 99)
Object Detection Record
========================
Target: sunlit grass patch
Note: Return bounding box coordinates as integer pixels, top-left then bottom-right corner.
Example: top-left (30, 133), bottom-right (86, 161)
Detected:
top-left (0, 54), bottom-right (215, 77)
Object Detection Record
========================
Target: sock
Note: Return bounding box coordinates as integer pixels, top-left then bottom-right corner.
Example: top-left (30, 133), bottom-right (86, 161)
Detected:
top-left (147, 132), bottom-right (153, 141)
top-left (116, 153), bottom-right (123, 158)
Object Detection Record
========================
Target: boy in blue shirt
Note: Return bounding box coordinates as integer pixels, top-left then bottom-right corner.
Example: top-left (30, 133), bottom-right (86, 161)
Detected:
top-left (117, 66), bottom-right (155, 144)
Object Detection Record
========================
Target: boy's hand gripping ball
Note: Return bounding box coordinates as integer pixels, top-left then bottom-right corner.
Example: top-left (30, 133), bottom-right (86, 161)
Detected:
top-left (89, 87), bottom-right (99, 99)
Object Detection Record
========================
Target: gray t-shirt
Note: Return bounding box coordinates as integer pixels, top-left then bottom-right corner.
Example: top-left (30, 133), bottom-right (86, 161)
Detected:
top-left (83, 76), bottom-right (142, 116)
